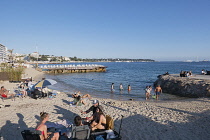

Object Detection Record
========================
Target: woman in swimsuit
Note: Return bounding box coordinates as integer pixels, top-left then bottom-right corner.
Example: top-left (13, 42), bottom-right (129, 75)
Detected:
top-left (89, 105), bottom-right (106, 131)
top-left (36, 112), bottom-right (59, 140)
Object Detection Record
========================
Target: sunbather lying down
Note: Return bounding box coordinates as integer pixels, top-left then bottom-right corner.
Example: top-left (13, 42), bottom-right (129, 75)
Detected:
top-left (71, 91), bottom-right (92, 106)
top-left (72, 94), bottom-right (86, 106)
top-left (72, 91), bottom-right (91, 99)
top-left (0, 86), bottom-right (15, 100)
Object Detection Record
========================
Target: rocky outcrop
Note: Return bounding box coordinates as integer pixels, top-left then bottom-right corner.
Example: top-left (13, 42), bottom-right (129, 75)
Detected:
top-left (154, 75), bottom-right (210, 97)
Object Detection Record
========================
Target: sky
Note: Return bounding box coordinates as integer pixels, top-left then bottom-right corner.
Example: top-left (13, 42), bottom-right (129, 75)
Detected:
top-left (0, 0), bottom-right (210, 61)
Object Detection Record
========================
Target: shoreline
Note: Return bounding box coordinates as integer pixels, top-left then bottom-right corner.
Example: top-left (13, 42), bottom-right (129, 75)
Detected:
top-left (1, 66), bottom-right (210, 140)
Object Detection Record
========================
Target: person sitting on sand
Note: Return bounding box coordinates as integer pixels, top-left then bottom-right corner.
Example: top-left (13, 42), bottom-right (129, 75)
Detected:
top-left (81, 99), bottom-right (100, 115)
top-left (0, 86), bottom-right (15, 100)
top-left (72, 92), bottom-right (86, 106)
top-left (19, 84), bottom-right (28, 97)
top-left (155, 85), bottom-right (162, 100)
top-left (36, 112), bottom-right (59, 140)
top-left (202, 69), bottom-right (206, 75)
top-left (74, 116), bottom-right (84, 126)
top-left (89, 105), bottom-right (106, 131)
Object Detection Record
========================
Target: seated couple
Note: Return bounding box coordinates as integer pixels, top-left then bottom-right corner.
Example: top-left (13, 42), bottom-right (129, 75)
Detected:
top-left (0, 86), bottom-right (15, 100)
top-left (81, 99), bottom-right (106, 131)
top-left (71, 91), bottom-right (91, 106)
top-left (36, 112), bottom-right (59, 140)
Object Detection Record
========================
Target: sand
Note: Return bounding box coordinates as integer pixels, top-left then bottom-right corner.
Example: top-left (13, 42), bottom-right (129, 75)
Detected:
top-left (0, 66), bottom-right (210, 140)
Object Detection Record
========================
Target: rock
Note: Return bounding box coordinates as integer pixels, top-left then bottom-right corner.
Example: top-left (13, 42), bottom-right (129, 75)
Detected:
top-left (154, 75), bottom-right (210, 97)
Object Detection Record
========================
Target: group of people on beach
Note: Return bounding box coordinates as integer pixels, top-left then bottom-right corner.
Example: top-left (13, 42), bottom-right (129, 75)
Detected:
top-left (0, 77), bottom-right (34, 101)
top-left (180, 70), bottom-right (193, 77)
top-left (110, 83), bottom-right (162, 100)
top-left (145, 85), bottom-right (162, 100)
top-left (0, 77), bottom-right (57, 101)
top-left (36, 99), bottom-right (106, 140)
top-left (111, 83), bottom-right (131, 92)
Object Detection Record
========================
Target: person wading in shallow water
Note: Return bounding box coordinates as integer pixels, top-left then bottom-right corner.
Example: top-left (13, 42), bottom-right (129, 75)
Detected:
top-left (155, 85), bottom-right (162, 100)
top-left (111, 83), bottom-right (114, 92)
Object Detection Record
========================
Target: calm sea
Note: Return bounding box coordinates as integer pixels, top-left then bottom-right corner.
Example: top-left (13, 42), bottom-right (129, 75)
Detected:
top-left (43, 61), bottom-right (210, 101)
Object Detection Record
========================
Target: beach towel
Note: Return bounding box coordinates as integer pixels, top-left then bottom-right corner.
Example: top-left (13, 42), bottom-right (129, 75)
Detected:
top-left (46, 119), bottom-right (72, 129)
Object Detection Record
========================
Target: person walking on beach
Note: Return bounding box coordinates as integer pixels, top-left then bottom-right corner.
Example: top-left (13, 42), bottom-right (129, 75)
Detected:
top-left (111, 83), bottom-right (114, 92)
top-left (155, 85), bottom-right (162, 100)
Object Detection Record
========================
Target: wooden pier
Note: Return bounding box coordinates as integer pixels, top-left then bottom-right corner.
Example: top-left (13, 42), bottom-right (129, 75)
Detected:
top-left (39, 64), bottom-right (107, 74)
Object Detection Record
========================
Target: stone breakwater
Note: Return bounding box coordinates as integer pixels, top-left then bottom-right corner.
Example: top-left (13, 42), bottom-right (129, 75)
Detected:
top-left (154, 74), bottom-right (210, 97)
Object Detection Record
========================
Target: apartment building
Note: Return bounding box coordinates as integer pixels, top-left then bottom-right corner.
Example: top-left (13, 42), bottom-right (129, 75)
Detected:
top-left (0, 44), bottom-right (8, 62)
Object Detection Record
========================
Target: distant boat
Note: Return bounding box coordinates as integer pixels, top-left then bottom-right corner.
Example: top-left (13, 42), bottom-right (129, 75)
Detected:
top-left (200, 59), bottom-right (209, 62)
top-left (184, 60), bottom-right (193, 62)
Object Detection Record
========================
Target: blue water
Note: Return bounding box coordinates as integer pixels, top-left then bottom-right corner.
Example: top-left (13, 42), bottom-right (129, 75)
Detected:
top-left (43, 61), bottom-right (210, 101)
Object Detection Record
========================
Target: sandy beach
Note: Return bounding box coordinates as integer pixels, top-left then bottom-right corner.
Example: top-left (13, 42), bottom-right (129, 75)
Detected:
top-left (0, 66), bottom-right (210, 140)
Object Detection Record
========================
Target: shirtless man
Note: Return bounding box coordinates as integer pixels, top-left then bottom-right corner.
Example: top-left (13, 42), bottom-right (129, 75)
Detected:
top-left (72, 91), bottom-right (91, 99)
top-left (155, 85), bottom-right (162, 100)
top-left (0, 86), bottom-right (15, 100)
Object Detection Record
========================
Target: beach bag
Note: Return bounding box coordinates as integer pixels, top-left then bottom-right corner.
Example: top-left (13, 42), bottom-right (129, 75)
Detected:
top-left (21, 130), bottom-right (41, 140)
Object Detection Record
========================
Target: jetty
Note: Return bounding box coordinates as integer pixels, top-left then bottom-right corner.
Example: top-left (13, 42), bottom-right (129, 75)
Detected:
top-left (38, 64), bottom-right (107, 74)
top-left (154, 74), bottom-right (210, 97)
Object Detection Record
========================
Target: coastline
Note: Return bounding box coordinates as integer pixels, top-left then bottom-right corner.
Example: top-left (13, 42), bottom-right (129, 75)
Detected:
top-left (0, 66), bottom-right (210, 140)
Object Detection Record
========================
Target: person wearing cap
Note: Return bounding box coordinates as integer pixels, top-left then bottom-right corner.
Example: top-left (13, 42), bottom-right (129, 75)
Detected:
top-left (81, 99), bottom-right (99, 115)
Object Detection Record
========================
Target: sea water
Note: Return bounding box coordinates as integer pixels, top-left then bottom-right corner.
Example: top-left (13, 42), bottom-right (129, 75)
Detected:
top-left (43, 61), bottom-right (210, 101)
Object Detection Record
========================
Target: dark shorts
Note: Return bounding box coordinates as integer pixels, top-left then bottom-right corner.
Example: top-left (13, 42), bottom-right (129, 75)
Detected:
top-left (156, 92), bottom-right (160, 95)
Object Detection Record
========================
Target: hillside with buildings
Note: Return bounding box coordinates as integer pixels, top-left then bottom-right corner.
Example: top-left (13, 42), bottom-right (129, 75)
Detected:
top-left (0, 43), bottom-right (155, 63)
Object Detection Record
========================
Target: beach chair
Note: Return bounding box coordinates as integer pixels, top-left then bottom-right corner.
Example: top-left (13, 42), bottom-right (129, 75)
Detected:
top-left (90, 115), bottom-right (123, 140)
top-left (14, 88), bottom-right (23, 99)
top-left (21, 130), bottom-right (41, 140)
top-left (71, 125), bottom-right (91, 140)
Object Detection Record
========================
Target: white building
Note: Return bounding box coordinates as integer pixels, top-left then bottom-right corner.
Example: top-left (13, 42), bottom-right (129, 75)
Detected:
top-left (0, 44), bottom-right (8, 62)
top-left (30, 52), bottom-right (39, 58)
top-left (63, 56), bottom-right (71, 61)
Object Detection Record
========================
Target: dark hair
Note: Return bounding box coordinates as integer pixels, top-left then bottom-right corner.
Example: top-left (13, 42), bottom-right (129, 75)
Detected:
top-left (40, 112), bottom-right (49, 121)
top-left (76, 95), bottom-right (81, 101)
top-left (97, 106), bottom-right (104, 115)
top-left (74, 116), bottom-right (82, 126)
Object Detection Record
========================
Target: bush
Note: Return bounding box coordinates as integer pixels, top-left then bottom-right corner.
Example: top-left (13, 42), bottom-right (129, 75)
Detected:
top-left (1, 64), bottom-right (24, 82)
